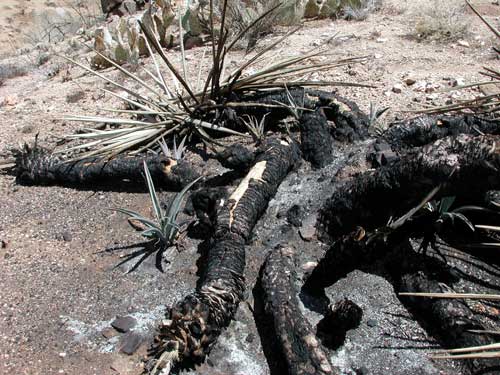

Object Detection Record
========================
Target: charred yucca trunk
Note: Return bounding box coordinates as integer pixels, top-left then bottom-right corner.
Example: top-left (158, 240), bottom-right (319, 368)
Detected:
top-left (307, 224), bottom-right (499, 372)
top-left (233, 89), bottom-right (369, 143)
top-left (383, 115), bottom-right (500, 151)
top-left (148, 137), bottom-right (300, 373)
top-left (399, 272), bottom-right (500, 373)
top-left (262, 245), bottom-right (334, 375)
top-left (10, 144), bottom-right (199, 190)
top-left (299, 108), bottom-right (334, 169)
top-left (233, 87), bottom-right (314, 121)
top-left (318, 135), bottom-right (500, 240)
top-left (314, 91), bottom-right (370, 142)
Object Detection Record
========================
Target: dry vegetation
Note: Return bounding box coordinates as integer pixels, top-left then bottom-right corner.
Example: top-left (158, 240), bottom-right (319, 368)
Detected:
top-left (414, 0), bottom-right (470, 41)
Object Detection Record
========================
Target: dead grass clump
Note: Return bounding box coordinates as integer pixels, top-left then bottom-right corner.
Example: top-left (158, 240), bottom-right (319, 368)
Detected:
top-left (413, 0), bottom-right (470, 42)
top-left (0, 63), bottom-right (30, 82)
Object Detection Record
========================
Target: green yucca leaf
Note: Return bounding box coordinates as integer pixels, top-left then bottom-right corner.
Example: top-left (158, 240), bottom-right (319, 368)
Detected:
top-left (439, 196), bottom-right (456, 213)
top-left (165, 176), bottom-right (203, 225)
top-left (142, 161), bottom-right (163, 223)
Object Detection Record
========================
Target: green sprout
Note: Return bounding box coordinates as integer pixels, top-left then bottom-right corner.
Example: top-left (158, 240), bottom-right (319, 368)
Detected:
top-left (113, 161), bottom-right (201, 248)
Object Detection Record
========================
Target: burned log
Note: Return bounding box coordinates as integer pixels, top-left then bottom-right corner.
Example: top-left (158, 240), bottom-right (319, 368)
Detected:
top-left (383, 115), bottom-right (500, 151)
top-left (215, 143), bottom-right (255, 171)
top-left (262, 245), bottom-right (334, 375)
top-left (299, 108), bottom-right (334, 169)
top-left (9, 144), bottom-right (199, 190)
top-left (399, 272), bottom-right (500, 373)
top-left (233, 88), bottom-right (369, 143)
top-left (318, 134), bottom-right (500, 240)
top-left (314, 91), bottom-right (370, 142)
top-left (147, 137), bottom-right (300, 373)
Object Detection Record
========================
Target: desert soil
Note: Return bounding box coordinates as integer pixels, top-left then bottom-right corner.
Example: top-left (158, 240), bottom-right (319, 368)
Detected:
top-left (1, 1), bottom-right (500, 375)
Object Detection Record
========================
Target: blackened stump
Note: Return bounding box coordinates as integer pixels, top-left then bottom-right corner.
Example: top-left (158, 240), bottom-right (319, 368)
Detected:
top-left (148, 137), bottom-right (300, 372)
top-left (299, 108), bottom-right (334, 169)
top-left (262, 245), bottom-right (334, 375)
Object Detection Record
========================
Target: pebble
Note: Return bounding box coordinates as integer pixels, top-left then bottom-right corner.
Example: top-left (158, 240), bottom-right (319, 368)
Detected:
top-left (102, 327), bottom-right (119, 339)
top-left (457, 40), bottom-right (470, 48)
top-left (367, 319), bottom-right (378, 327)
top-left (450, 77), bottom-right (465, 87)
top-left (20, 124), bottom-right (34, 134)
top-left (301, 261), bottom-right (318, 272)
top-left (111, 316), bottom-right (137, 333)
top-left (299, 213), bottom-right (317, 242)
top-left (392, 84), bottom-right (403, 93)
top-left (118, 332), bottom-right (143, 355)
top-left (404, 78), bottom-right (416, 86)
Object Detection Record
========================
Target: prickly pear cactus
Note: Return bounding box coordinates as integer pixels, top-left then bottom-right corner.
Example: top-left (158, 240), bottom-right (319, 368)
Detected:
top-left (92, 0), bottom-right (182, 68)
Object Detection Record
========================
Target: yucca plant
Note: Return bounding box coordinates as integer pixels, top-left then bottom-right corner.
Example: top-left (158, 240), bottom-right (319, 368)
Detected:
top-left (59, 0), bottom-right (368, 161)
top-left (113, 160), bottom-right (201, 248)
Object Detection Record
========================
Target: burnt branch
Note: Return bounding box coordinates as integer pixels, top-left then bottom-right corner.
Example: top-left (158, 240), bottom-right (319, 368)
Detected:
top-left (148, 137), bottom-right (300, 373)
top-left (9, 144), bottom-right (200, 191)
top-left (383, 115), bottom-right (500, 151)
top-left (299, 108), bottom-right (334, 169)
top-left (262, 245), bottom-right (334, 375)
top-left (318, 134), bottom-right (500, 240)
top-left (399, 272), bottom-right (500, 373)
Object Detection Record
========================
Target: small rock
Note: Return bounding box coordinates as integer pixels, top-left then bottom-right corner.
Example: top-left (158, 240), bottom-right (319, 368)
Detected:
top-left (355, 366), bottom-right (370, 375)
top-left (245, 333), bottom-right (255, 343)
top-left (58, 352), bottom-right (67, 358)
top-left (118, 332), bottom-right (143, 355)
top-left (111, 316), bottom-right (137, 333)
top-left (367, 319), bottom-right (377, 327)
top-left (20, 124), bottom-right (34, 134)
top-left (450, 77), bottom-right (465, 87)
top-left (404, 78), bottom-right (416, 86)
top-left (299, 213), bottom-right (317, 241)
top-left (376, 38), bottom-right (388, 43)
top-left (374, 53), bottom-right (383, 59)
top-left (102, 327), bottom-right (119, 339)
top-left (286, 204), bottom-right (304, 227)
top-left (457, 40), bottom-right (470, 48)
top-left (301, 261), bottom-right (318, 272)
top-left (392, 84), bottom-right (403, 93)
top-left (56, 231), bottom-right (72, 242)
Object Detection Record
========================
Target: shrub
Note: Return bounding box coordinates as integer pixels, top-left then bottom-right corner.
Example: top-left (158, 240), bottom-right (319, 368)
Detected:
top-left (0, 63), bottom-right (30, 81)
top-left (414, 0), bottom-right (470, 42)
